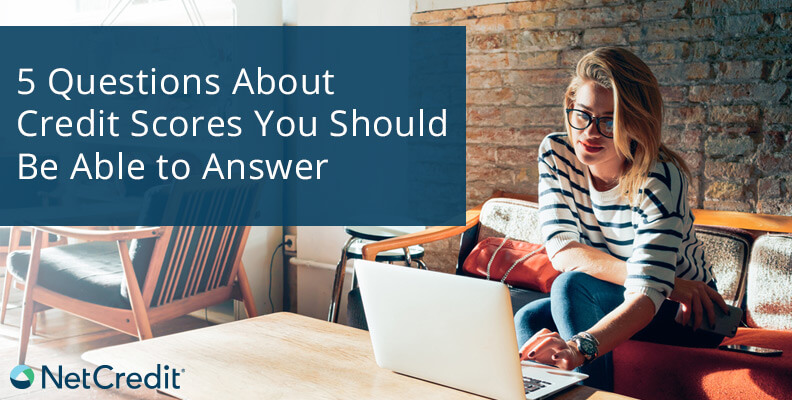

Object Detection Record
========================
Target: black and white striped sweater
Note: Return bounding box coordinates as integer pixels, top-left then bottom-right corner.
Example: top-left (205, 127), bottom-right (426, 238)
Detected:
top-left (538, 132), bottom-right (712, 313)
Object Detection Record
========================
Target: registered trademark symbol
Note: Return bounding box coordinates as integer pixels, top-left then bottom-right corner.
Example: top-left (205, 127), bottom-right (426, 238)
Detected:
top-left (181, 369), bottom-right (185, 373)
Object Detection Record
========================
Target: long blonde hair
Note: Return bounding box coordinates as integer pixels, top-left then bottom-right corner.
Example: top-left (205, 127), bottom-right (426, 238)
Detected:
top-left (564, 47), bottom-right (689, 205)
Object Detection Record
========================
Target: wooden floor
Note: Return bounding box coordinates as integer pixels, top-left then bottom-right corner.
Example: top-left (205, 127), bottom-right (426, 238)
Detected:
top-left (0, 271), bottom-right (220, 399)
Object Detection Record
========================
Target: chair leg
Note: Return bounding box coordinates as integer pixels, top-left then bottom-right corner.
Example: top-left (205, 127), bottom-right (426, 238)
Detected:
top-left (131, 307), bottom-right (153, 341)
top-left (19, 228), bottom-right (44, 364)
top-left (116, 240), bottom-right (153, 341)
top-left (328, 237), bottom-right (355, 323)
top-left (1, 272), bottom-right (12, 324)
top-left (31, 312), bottom-right (38, 335)
top-left (237, 262), bottom-right (258, 318)
top-left (18, 296), bottom-right (36, 364)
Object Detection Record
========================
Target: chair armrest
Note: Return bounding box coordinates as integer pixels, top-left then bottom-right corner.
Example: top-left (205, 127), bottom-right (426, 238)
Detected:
top-left (361, 208), bottom-right (482, 261)
top-left (32, 226), bottom-right (164, 242)
top-left (692, 209), bottom-right (792, 234)
top-left (360, 191), bottom-right (538, 261)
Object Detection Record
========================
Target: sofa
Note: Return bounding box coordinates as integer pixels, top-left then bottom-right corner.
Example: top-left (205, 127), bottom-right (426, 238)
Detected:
top-left (357, 192), bottom-right (792, 400)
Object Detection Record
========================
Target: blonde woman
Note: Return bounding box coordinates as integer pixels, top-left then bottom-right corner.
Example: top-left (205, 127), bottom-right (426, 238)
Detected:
top-left (515, 47), bottom-right (729, 391)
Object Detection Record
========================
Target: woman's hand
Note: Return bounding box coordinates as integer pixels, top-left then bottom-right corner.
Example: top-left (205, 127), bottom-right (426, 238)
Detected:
top-left (518, 328), bottom-right (585, 370)
top-left (669, 278), bottom-right (730, 331)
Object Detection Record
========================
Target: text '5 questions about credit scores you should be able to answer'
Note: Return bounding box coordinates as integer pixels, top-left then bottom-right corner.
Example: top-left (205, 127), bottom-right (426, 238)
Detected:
top-left (15, 67), bottom-right (449, 182)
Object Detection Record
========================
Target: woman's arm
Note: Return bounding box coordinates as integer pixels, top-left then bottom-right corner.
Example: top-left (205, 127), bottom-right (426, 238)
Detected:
top-left (551, 242), bottom-right (627, 285)
top-left (521, 294), bottom-right (655, 369)
top-left (536, 135), bottom-right (582, 257)
top-left (583, 293), bottom-right (655, 357)
top-left (551, 242), bottom-right (728, 329)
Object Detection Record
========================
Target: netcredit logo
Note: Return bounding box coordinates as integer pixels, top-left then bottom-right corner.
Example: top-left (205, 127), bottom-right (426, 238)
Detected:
top-left (10, 365), bottom-right (34, 389)
top-left (9, 364), bottom-right (182, 390)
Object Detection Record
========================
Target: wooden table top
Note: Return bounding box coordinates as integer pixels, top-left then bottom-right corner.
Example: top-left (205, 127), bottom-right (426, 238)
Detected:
top-left (82, 312), bottom-right (633, 400)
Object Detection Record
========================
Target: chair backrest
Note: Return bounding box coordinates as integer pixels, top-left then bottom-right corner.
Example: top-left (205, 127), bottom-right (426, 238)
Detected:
top-left (144, 226), bottom-right (251, 307)
top-left (121, 183), bottom-right (258, 308)
top-left (694, 226), bottom-right (754, 308)
top-left (476, 198), bottom-right (543, 244)
top-left (457, 197), bottom-right (542, 274)
top-left (745, 234), bottom-right (792, 330)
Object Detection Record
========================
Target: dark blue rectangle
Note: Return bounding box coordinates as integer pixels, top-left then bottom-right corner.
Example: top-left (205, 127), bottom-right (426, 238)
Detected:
top-left (0, 27), bottom-right (466, 226)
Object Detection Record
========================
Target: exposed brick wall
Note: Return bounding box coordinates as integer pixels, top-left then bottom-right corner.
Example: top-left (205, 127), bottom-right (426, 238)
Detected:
top-left (413, 0), bottom-right (792, 271)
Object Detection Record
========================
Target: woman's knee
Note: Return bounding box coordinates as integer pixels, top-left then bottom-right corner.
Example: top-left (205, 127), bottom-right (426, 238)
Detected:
top-left (515, 299), bottom-right (548, 323)
top-left (550, 271), bottom-right (591, 300)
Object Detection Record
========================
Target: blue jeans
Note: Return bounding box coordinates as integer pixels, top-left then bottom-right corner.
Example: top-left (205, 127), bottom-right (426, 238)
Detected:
top-left (514, 271), bottom-right (724, 392)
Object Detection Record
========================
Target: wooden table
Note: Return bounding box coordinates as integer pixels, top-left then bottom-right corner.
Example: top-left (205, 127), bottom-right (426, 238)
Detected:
top-left (82, 312), bottom-right (633, 400)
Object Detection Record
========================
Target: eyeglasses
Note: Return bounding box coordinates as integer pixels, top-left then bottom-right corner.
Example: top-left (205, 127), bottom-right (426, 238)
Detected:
top-left (565, 108), bottom-right (614, 139)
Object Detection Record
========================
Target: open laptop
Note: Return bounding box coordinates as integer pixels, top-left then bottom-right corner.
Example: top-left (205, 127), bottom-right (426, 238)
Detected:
top-left (355, 260), bottom-right (587, 400)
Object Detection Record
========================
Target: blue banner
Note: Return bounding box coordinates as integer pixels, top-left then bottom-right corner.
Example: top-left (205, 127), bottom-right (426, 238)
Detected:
top-left (0, 27), bottom-right (466, 226)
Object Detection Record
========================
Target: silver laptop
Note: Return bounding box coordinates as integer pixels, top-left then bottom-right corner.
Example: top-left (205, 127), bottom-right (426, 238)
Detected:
top-left (355, 260), bottom-right (587, 400)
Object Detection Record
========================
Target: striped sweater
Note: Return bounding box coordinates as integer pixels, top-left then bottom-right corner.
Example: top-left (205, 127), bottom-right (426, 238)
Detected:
top-left (538, 132), bottom-right (712, 313)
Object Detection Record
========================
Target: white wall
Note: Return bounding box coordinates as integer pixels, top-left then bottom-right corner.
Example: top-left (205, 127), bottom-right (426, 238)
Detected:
top-left (291, 226), bottom-right (350, 322)
top-left (291, 0), bottom-right (411, 26)
top-left (234, 0), bottom-right (282, 26)
top-left (286, 0), bottom-right (522, 26)
top-left (414, 0), bottom-right (521, 13)
top-left (0, 0), bottom-right (239, 25)
top-left (296, 226), bottom-right (349, 264)
top-left (242, 226), bottom-right (284, 314)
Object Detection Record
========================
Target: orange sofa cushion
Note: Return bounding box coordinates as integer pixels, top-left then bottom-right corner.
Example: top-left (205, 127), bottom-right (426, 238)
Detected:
top-left (613, 328), bottom-right (792, 400)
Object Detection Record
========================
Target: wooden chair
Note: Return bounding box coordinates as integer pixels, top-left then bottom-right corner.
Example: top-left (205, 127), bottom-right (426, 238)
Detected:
top-left (8, 185), bottom-right (259, 364)
top-left (0, 227), bottom-right (66, 325)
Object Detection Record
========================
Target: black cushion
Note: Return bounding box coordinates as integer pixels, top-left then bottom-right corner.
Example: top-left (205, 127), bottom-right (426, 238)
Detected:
top-left (121, 185), bottom-right (170, 302)
top-left (8, 241), bottom-right (131, 309)
top-left (347, 287), bottom-right (368, 330)
top-left (132, 185), bottom-right (171, 274)
top-left (509, 287), bottom-right (549, 314)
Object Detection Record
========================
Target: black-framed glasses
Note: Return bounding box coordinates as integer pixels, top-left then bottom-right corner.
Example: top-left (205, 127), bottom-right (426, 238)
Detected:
top-left (565, 108), bottom-right (614, 138)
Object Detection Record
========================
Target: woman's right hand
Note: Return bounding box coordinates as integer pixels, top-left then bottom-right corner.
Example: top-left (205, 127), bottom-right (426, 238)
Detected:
top-left (519, 328), bottom-right (584, 370)
top-left (669, 278), bottom-right (729, 331)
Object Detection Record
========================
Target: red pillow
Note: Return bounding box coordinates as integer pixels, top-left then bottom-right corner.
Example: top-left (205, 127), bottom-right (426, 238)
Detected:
top-left (463, 237), bottom-right (559, 292)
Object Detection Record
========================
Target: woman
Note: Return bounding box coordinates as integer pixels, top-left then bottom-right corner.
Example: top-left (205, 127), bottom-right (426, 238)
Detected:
top-left (515, 47), bottom-right (729, 391)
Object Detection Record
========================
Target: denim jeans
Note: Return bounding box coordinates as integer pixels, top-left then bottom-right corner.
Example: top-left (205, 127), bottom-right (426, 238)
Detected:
top-left (514, 271), bottom-right (724, 392)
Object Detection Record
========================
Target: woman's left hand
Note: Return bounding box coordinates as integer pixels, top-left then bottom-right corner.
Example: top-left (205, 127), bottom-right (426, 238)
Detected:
top-left (669, 277), bottom-right (730, 331)
top-left (518, 328), bottom-right (585, 370)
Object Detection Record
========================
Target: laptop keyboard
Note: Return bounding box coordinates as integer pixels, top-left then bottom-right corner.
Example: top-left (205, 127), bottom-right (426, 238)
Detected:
top-left (523, 377), bottom-right (551, 393)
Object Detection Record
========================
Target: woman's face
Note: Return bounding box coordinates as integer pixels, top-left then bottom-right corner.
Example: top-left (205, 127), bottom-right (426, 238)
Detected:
top-left (568, 81), bottom-right (625, 177)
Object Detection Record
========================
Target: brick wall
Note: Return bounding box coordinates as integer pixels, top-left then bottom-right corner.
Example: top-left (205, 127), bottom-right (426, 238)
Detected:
top-left (413, 0), bottom-right (792, 271)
